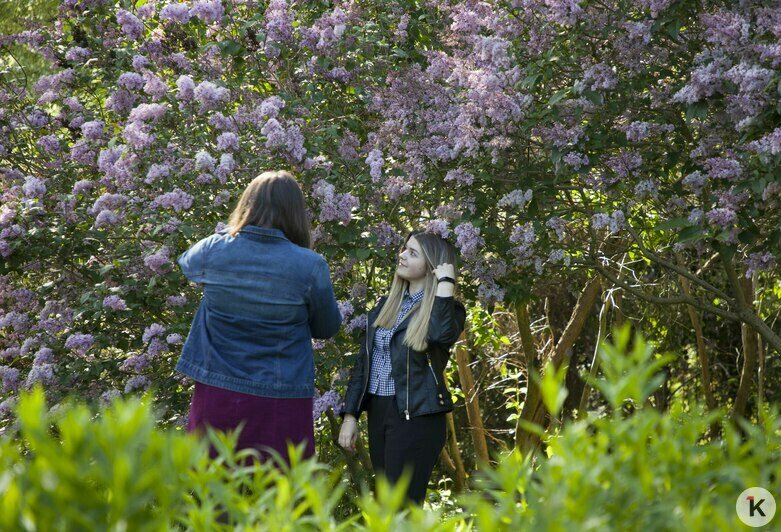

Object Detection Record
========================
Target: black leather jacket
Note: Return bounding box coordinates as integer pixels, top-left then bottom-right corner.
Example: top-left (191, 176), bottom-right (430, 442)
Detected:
top-left (343, 295), bottom-right (466, 419)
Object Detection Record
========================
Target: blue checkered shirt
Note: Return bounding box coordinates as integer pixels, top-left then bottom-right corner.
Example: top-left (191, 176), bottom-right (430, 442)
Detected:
top-left (368, 290), bottom-right (424, 396)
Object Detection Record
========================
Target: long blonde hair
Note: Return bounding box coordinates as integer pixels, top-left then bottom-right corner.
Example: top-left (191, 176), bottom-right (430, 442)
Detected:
top-left (227, 170), bottom-right (311, 248)
top-left (374, 231), bottom-right (458, 351)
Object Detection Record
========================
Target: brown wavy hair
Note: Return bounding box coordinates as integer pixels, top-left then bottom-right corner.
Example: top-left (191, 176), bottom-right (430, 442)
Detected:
top-left (227, 170), bottom-right (311, 248)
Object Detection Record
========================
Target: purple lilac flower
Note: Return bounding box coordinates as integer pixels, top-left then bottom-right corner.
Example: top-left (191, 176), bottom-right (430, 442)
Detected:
top-left (580, 63), bottom-right (618, 92)
top-left (33, 347), bottom-right (54, 366)
top-left (94, 210), bottom-right (122, 228)
top-left (28, 109), bottom-right (49, 127)
top-left (313, 389), bottom-right (344, 419)
top-left (103, 295), bottom-right (128, 310)
top-left (703, 157), bottom-right (741, 181)
top-left (166, 333), bottom-right (183, 345)
top-left (261, 118), bottom-right (286, 147)
top-left (498, 189), bottom-right (533, 209)
top-left (37, 135), bottom-right (60, 154)
top-left (313, 180), bottom-right (358, 225)
top-left (144, 247), bottom-right (171, 275)
top-left (0, 366), bottom-right (20, 392)
top-left (160, 3), bottom-right (192, 24)
top-left (338, 301), bottom-right (354, 322)
top-left (745, 252), bottom-right (776, 278)
top-left (124, 375), bottom-right (151, 393)
top-left (424, 219), bottom-right (450, 240)
top-left (116, 9), bottom-right (145, 39)
top-left (216, 153), bottom-right (235, 181)
top-left (749, 127), bottom-right (781, 156)
top-left (118, 72), bottom-right (145, 90)
top-left (105, 89), bottom-right (136, 114)
top-left (100, 389), bottom-right (122, 405)
top-left (706, 207), bottom-right (737, 229)
top-left (194, 81), bottom-right (229, 111)
top-left (145, 163), bottom-right (171, 183)
top-left (25, 364), bottom-right (55, 388)
top-left (23, 176), bottom-right (46, 198)
top-left (259, 96), bottom-right (285, 118)
top-left (444, 169), bottom-right (475, 186)
top-left (688, 208), bottom-right (704, 224)
top-left (563, 152), bottom-right (589, 169)
top-left (65, 333), bottom-right (94, 355)
top-left (81, 120), bottom-right (104, 141)
top-left (682, 171), bottom-right (707, 193)
top-left (366, 149), bottom-right (383, 181)
top-left (128, 103), bottom-right (167, 122)
top-left (195, 150), bottom-right (216, 171)
top-left (122, 121), bottom-right (155, 149)
top-left (143, 74), bottom-right (167, 100)
top-left (533, 123), bottom-right (584, 149)
top-left (176, 75), bottom-right (195, 101)
top-left (606, 150), bottom-right (642, 178)
top-left (121, 353), bottom-right (151, 373)
top-left (190, 0), bottom-right (224, 23)
top-left (286, 125), bottom-right (306, 161)
top-left (153, 189), bottom-right (194, 212)
top-left (216, 132), bottom-right (239, 151)
top-left (90, 193), bottom-right (128, 214)
top-left (65, 46), bottom-right (91, 63)
top-left (132, 54), bottom-right (150, 70)
top-left (634, 179), bottom-right (658, 200)
top-left (592, 210), bottom-right (626, 234)
top-left (264, 0), bottom-right (294, 42)
top-left (345, 314), bottom-right (367, 333)
top-left (142, 323), bottom-right (166, 343)
top-left (546, 217), bottom-right (566, 240)
top-left (166, 295), bottom-right (187, 307)
top-left (454, 223), bottom-right (484, 260)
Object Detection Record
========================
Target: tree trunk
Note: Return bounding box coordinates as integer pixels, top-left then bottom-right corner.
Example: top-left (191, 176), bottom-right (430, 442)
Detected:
top-left (733, 275), bottom-right (759, 422)
top-left (578, 288), bottom-right (611, 417)
top-left (516, 276), bottom-right (602, 453)
top-left (445, 412), bottom-right (467, 492)
top-left (514, 302), bottom-right (540, 450)
top-left (455, 330), bottom-right (490, 467)
top-left (676, 252), bottom-right (717, 413)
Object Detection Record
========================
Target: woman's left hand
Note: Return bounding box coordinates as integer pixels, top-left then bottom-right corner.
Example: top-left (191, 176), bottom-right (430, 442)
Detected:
top-left (432, 263), bottom-right (456, 282)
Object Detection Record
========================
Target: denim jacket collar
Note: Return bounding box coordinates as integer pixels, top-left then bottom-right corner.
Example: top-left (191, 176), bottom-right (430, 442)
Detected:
top-left (239, 225), bottom-right (289, 241)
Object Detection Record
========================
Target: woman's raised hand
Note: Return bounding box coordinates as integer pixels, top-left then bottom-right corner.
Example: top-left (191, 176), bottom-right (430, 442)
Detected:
top-left (432, 263), bottom-right (456, 281)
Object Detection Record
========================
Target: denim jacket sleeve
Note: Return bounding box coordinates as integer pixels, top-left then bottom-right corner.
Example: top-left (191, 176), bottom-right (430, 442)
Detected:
top-left (307, 258), bottom-right (342, 339)
top-left (178, 235), bottom-right (214, 283)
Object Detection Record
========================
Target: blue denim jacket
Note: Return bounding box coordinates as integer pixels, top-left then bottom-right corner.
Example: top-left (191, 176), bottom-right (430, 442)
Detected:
top-left (175, 225), bottom-right (341, 398)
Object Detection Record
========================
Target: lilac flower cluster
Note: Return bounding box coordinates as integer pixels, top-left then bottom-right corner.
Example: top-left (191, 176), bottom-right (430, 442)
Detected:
top-left (103, 295), bottom-right (128, 310)
top-left (509, 223), bottom-right (535, 264)
top-left (264, 0), bottom-right (294, 44)
top-left (546, 217), bottom-right (567, 241)
top-left (365, 149), bottom-right (383, 181)
top-left (152, 188), bottom-right (194, 212)
top-left (116, 9), bottom-right (145, 40)
top-left (454, 222), bottom-right (485, 260)
top-left (498, 189), bottom-right (533, 210)
top-left (706, 207), bottom-right (737, 230)
top-left (0, 366), bottom-right (20, 392)
top-left (313, 388), bottom-right (344, 419)
top-left (337, 301), bottom-right (354, 322)
top-left (191, 0), bottom-right (224, 24)
top-left (194, 81), bottom-right (229, 112)
top-left (591, 210), bottom-right (626, 234)
top-left (703, 157), bottom-right (741, 181)
top-left (345, 314), bottom-right (367, 334)
top-left (64, 333), bottom-right (94, 355)
top-left (444, 168), bottom-right (475, 186)
top-left (160, 3), bottom-right (192, 24)
top-left (563, 151), bottom-right (589, 169)
top-left (144, 246), bottom-right (172, 275)
top-left (744, 252), bottom-right (776, 278)
top-left (424, 219), bottom-right (451, 240)
top-left (580, 63), bottom-right (618, 92)
top-left (312, 180), bottom-right (359, 225)
top-left (124, 375), bottom-right (151, 393)
top-left (372, 222), bottom-right (402, 247)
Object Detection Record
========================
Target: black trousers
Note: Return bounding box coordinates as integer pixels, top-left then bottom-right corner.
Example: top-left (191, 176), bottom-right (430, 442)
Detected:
top-left (366, 394), bottom-right (447, 504)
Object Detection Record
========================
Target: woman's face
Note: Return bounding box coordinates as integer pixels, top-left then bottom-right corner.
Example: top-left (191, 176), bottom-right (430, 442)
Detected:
top-left (396, 236), bottom-right (429, 282)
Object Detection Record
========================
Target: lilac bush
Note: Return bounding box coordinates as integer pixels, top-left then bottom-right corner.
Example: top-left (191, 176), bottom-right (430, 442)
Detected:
top-left (0, 0), bottom-right (779, 430)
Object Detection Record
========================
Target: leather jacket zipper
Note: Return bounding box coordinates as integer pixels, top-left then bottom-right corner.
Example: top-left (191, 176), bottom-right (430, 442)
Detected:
top-left (357, 330), bottom-right (370, 411)
top-left (404, 346), bottom-right (410, 420)
top-left (427, 356), bottom-right (439, 387)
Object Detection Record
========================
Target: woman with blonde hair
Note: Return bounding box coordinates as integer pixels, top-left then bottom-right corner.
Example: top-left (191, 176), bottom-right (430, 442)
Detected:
top-left (176, 170), bottom-right (341, 462)
top-left (339, 230), bottom-right (466, 503)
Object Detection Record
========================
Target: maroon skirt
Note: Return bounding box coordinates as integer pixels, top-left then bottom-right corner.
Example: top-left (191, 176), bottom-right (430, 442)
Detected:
top-left (186, 381), bottom-right (315, 464)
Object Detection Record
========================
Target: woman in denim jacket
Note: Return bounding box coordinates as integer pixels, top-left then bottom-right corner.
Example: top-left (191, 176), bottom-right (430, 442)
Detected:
top-left (338, 231), bottom-right (466, 503)
top-left (176, 170), bottom-right (341, 462)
